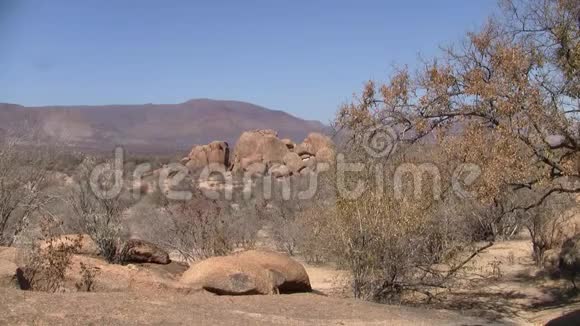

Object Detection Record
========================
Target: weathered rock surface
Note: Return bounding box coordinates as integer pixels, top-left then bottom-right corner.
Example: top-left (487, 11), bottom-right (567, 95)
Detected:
top-left (183, 140), bottom-right (230, 171)
top-left (315, 147), bottom-right (335, 164)
top-left (0, 246), bottom-right (185, 293)
top-left (283, 152), bottom-right (304, 174)
top-left (269, 164), bottom-right (291, 178)
top-left (281, 138), bottom-right (295, 150)
top-left (180, 255), bottom-right (282, 295)
top-left (232, 130), bottom-right (289, 169)
top-left (0, 259), bottom-right (18, 288)
top-left (303, 132), bottom-right (334, 155)
top-left (121, 239), bottom-right (171, 265)
top-left (38, 234), bottom-right (100, 256)
top-left (229, 129), bottom-right (334, 178)
top-left (180, 130), bottom-right (335, 184)
top-left (244, 162), bottom-right (267, 176)
top-left (180, 250), bottom-right (311, 295)
top-left (236, 250), bottom-right (312, 293)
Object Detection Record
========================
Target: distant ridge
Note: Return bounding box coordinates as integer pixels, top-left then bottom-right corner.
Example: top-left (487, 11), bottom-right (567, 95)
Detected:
top-left (0, 99), bottom-right (328, 153)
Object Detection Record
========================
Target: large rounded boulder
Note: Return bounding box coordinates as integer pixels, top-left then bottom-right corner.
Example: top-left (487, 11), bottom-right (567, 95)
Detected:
top-left (180, 255), bottom-right (283, 295)
top-left (184, 140), bottom-right (230, 171)
top-left (232, 130), bottom-right (289, 172)
top-left (180, 250), bottom-right (312, 295)
top-left (206, 141), bottom-right (230, 165)
top-left (295, 133), bottom-right (335, 165)
top-left (303, 132), bottom-right (334, 155)
top-left (283, 152), bottom-right (304, 174)
top-left (236, 250), bottom-right (312, 293)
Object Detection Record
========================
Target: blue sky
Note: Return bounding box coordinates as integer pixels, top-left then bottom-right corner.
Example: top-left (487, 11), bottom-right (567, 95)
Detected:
top-left (0, 0), bottom-right (497, 123)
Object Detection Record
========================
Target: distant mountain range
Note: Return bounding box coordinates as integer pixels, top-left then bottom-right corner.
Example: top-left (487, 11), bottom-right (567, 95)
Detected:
top-left (0, 99), bottom-right (328, 153)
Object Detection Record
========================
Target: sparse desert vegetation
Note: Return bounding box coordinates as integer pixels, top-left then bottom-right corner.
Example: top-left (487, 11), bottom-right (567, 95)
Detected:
top-left (0, 0), bottom-right (579, 325)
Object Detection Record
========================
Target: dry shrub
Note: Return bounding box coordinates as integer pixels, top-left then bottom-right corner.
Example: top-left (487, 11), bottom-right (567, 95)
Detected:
top-left (263, 171), bottom-right (336, 258)
top-left (320, 190), bottom-right (492, 302)
top-left (161, 201), bottom-right (228, 262)
top-left (75, 262), bottom-right (99, 292)
top-left (226, 201), bottom-right (261, 249)
top-left (270, 200), bottom-right (302, 256)
top-left (158, 189), bottom-right (260, 262)
top-left (295, 208), bottom-right (332, 264)
top-left (0, 140), bottom-right (53, 246)
top-left (18, 217), bottom-right (81, 293)
top-left (302, 142), bottom-right (495, 303)
top-left (68, 158), bottom-right (129, 263)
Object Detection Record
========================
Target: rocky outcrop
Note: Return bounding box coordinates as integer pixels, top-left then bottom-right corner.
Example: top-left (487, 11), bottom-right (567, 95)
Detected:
top-left (0, 246), bottom-right (185, 293)
top-left (177, 130), bottom-right (334, 187)
top-left (303, 133), bottom-right (334, 156)
top-left (232, 130), bottom-right (288, 171)
top-left (183, 141), bottom-right (230, 171)
top-left (180, 250), bottom-right (311, 295)
top-left (230, 129), bottom-right (334, 177)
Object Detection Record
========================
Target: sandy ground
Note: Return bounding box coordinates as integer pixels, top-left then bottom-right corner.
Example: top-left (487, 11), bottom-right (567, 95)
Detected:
top-left (298, 237), bottom-right (580, 325)
top-left (0, 287), bottom-right (512, 325)
top-left (428, 238), bottom-right (580, 325)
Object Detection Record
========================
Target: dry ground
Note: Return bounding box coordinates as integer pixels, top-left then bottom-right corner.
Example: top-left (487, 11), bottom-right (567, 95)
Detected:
top-left (434, 238), bottom-right (580, 325)
top-left (300, 237), bottom-right (580, 325)
top-left (1, 233), bottom-right (578, 324)
top-left (0, 287), bottom-right (511, 325)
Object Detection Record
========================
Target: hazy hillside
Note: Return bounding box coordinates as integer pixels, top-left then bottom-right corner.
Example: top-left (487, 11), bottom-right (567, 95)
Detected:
top-left (0, 99), bottom-right (327, 153)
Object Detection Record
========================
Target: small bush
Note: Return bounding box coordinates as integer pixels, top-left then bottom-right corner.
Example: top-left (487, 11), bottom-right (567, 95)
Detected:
top-left (18, 218), bottom-right (81, 293)
top-left (68, 159), bottom-right (129, 263)
top-left (75, 262), bottom-right (99, 292)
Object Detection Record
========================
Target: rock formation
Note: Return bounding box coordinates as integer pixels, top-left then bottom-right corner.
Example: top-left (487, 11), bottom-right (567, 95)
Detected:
top-left (182, 140), bottom-right (230, 171)
top-left (228, 129), bottom-right (335, 178)
top-left (180, 250), bottom-right (311, 295)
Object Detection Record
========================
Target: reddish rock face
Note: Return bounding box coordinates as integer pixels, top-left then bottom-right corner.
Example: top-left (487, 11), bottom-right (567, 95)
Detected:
top-left (183, 141), bottom-right (230, 171)
top-left (231, 130), bottom-right (289, 171)
top-left (184, 129), bottom-right (335, 179)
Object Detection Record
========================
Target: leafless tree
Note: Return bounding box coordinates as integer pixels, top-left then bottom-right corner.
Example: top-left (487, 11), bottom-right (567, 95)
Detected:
top-left (0, 138), bottom-right (53, 246)
top-left (68, 158), bottom-right (128, 263)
